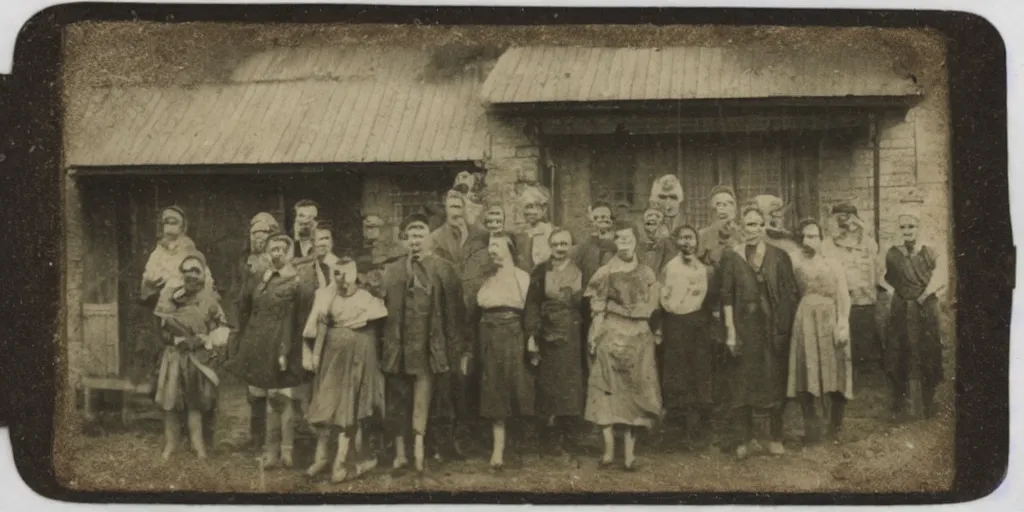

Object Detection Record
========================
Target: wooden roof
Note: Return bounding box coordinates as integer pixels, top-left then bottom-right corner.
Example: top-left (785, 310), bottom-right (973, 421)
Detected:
top-left (65, 47), bottom-right (488, 167)
top-left (480, 46), bottom-right (923, 104)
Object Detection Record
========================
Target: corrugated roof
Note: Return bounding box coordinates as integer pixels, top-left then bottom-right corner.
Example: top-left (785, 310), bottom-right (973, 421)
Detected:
top-left (65, 47), bottom-right (489, 167)
top-left (481, 46), bottom-right (923, 104)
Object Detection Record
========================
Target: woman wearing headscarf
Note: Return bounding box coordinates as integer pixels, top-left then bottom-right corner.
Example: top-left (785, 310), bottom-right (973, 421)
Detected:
top-left (303, 257), bottom-right (388, 483)
top-left (883, 201), bottom-right (947, 420)
top-left (787, 219), bottom-right (853, 444)
top-left (234, 233), bottom-right (309, 469)
top-left (141, 206), bottom-right (216, 306)
top-left (152, 254), bottom-right (231, 461)
top-left (584, 220), bottom-right (663, 471)
top-left (471, 233), bottom-right (535, 470)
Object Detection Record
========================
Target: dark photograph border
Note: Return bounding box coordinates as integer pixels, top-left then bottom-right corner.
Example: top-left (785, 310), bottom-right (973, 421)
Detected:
top-left (0, 2), bottom-right (1011, 506)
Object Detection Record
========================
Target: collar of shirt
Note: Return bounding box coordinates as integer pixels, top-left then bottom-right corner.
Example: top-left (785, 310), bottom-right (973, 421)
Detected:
top-left (263, 264), bottom-right (297, 283)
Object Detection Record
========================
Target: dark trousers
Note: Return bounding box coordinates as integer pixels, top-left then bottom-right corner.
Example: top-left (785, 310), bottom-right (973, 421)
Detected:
top-left (798, 392), bottom-right (847, 439)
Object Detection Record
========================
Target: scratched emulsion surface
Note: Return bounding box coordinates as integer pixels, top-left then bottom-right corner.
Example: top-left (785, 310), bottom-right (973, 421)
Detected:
top-left (57, 23), bottom-right (955, 494)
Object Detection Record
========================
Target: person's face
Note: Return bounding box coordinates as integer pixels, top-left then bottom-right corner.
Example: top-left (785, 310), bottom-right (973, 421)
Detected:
top-left (314, 229), bottom-right (333, 258)
top-left (363, 217), bottom-right (382, 242)
top-left (161, 211), bottom-right (184, 238)
top-left (181, 259), bottom-right (205, 291)
top-left (898, 216), bottom-right (919, 243)
top-left (295, 206), bottom-right (318, 237)
top-left (523, 201), bottom-right (546, 225)
top-left (835, 213), bottom-right (851, 230)
top-left (550, 231), bottom-right (573, 261)
top-left (614, 228), bottom-right (638, 260)
top-left (654, 182), bottom-right (683, 217)
top-left (711, 192), bottom-right (737, 222)
top-left (591, 207), bottom-right (614, 233)
top-left (444, 197), bottom-right (465, 225)
top-left (332, 262), bottom-right (359, 288)
top-left (250, 228), bottom-right (271, 253)
top-left (742, 211), bottom-right (766, 244)
top-left (643, 211), bottom-right (664, 236)
top-left (484, 210), bottom-right (505, 234)
top-left (675, 228), bottom-right (698, 256)
top-left (268, 240), bottom-right (289, 268)
top-left (801, 223), bottom-right (823, 251)
top-left (487, 238), bottom-right (511, 265)
top-left (405, 224), bottom-right (429, 253)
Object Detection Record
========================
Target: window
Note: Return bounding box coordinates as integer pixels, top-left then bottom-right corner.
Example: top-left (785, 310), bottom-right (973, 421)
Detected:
top-left (589, 141), bottom-right (638, 213)
top-left (389, 171), bottom-right (456, 229)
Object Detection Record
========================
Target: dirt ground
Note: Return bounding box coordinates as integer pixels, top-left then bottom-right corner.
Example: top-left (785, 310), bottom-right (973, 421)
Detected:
top-left (58, 357), bottom-right (954, 496)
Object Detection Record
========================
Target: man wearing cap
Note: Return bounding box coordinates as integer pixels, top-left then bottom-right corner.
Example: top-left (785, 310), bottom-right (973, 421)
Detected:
top-left (381, 213), bottom-right (467, 473)
top-left (698, 185), bottom-right (744, 268)
top-left (822, 203), bottom-right (892, 368)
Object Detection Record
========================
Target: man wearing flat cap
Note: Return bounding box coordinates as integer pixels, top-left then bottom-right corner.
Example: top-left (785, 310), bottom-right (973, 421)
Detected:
top-left (821, 202), bottom-right (892, 368)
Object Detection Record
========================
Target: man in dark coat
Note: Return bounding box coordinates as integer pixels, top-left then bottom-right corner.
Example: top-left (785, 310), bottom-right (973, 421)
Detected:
top-left (381, 213), bottom-right (467, 473)
top-left (719, 205), bottom-right (800, 459)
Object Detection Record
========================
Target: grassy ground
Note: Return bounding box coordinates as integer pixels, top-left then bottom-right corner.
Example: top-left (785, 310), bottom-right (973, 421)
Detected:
top-left (58, 358), bottom-right (954, 495)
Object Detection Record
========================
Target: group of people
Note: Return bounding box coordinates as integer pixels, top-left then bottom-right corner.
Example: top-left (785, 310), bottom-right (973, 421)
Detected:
top-left (134, 173), bottom-right (947, 483)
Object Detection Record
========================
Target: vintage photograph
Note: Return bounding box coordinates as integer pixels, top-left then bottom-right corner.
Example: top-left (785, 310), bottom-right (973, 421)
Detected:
top-left (56, 21), bottom-right (956, 494)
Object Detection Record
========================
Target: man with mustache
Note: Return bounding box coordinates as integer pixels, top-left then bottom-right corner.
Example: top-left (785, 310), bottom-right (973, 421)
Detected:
top-left (821, 203), bottom-right (892, 368)
top-left (381, 214), bottom-right (466, 473)
top-left (658, 225), bottom-right (720, 451)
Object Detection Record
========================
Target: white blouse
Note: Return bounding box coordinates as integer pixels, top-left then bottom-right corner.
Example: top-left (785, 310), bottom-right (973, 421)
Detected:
top-left (477, 266), bottom-right (531, 310)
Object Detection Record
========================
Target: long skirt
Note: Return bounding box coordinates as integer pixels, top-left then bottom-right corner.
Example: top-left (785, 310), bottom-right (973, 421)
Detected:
top-left (787, 294), bottom-right (854, 399)
top-left (154, 346), bottom-right (218, 413)
top-left (585, 314), bottom-right (662, 427)
top-left (729, 303), bottom-right (787, 410)
top-left (307, 325), bottom-right (385, 429)
top-left (536, 306), bottom-right (585, 417)
top-left (661, 310), bottom-right (717, 409)
top-left (479, 310), bottom-right (535, 419)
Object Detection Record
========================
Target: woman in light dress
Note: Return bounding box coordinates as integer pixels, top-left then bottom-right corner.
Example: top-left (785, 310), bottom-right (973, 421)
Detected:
top-left (787, 219), bottom-right (853, 443)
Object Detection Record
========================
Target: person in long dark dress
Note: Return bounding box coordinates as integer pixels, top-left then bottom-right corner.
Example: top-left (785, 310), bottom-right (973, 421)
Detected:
top-left (524, 228), bottom-right (585, 454)
top-left (380, 213), bottom-right (466, 473)
top-left (471, 234), bottom-right (535, 470)
top-left (584, 221), bottom-right (663, 471)
top-left (720, 206), bottom-right (800, 459)
top-left (304, 257), bottom-right (388, 483)
top-left (883, 204), bottom-right (947, 420)
top-left (787, 219), bottom-right (853, 444)
top-left (234, 234), bottom-right (308, 469)
top-left (658, 225), bottom-right (720, 450)
top-left (228, 212), bottom-right (279, 452)
top-left (153, 254), bottom-right (231, 461)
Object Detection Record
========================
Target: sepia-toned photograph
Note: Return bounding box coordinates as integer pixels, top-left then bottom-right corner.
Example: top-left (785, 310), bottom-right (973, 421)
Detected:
top-left (54, 19), bottom-right (959, 496)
